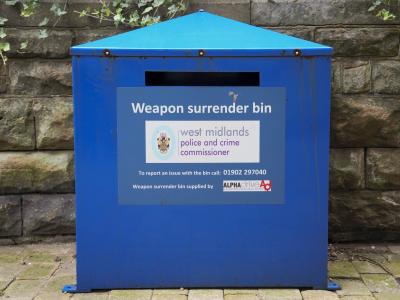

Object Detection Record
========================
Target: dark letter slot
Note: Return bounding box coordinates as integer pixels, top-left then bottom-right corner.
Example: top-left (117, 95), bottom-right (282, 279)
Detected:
top-left (145, 72), bottom-right (260, 86)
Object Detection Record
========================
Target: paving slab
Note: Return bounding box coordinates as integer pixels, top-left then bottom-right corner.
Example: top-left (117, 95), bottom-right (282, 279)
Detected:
top-left (329, 261), bottom-right (361, 278)
top-left (335, 279), bottom-right (372, 297)
top-left (153, 289), bottom-right (188, 295)
top-left (301, 290), bottom-right (339, 300)
top-left (3, 278), bottom-right (45, 298)
top-left (383, 261), bottom-right (400, 277)
top-left (0, 262), bottom-right (25, 281)
top-left (72, 292), bottom-right (110, 299)
top-left (225, 294), bottom-right (259, 300)
top-left (152, 294), bottom-right (187, 300)
top-left (258, 288), bottom-right (302, 300)
top-left (17, 262), bottom-right (58, 280)
top-left (23, 249), bottom-right (60, 263)
top-left (188, 289), bottom-right (224, 300)
top-left (109, 289), bottom-right (152, 300)
top-left (339, 296), bottom-right (375, 300)
top-left (388, 245), bottom-right (400, 255)
top-left (352, 260), bottom-right (386, 274)
top-left (224, 289), bottom-right (258, 295)
top-left (361, 274), bottom-right (400, 293)
top-left (373, 291), bottom-right (400, 300)
top-left (0, 246), bottom-right (25, 263)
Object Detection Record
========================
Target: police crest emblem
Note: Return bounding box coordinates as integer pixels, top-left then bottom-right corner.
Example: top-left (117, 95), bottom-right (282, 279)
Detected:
top-left (157, 132), bottom-right (170, 154)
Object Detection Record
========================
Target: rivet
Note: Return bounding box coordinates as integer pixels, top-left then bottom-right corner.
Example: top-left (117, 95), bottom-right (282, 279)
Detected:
top-left (103, 49), bottom-right (111, 57)
top-left (198, 49), bottom-right (205, 57)
top-left (294, 49), bottom-right (302, 57)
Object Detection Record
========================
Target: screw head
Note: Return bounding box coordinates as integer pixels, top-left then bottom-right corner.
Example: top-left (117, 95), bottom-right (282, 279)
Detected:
top-left (294, 49), bottom-right (302, 57)
top-left (103, 49), bottom-right (111, 56)
top-left (198, 49), bottom-right (205, 57)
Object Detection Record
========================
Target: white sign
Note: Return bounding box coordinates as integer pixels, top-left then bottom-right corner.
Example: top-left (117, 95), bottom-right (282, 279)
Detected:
top-left (145, 120), bottom-right (260, 163)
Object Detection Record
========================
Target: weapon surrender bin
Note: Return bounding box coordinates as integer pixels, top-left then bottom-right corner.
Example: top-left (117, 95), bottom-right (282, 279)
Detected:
top-left (65, 11), bottom-right (333, 292)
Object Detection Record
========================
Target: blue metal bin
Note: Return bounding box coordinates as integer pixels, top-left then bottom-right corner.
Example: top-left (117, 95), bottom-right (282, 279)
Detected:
top-left (65, 11), bottom-right (333, 292)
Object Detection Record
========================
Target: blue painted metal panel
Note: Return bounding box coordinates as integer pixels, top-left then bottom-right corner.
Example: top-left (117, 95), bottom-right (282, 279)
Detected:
top-left (71, 11), bottom-right (332, 57)
top-left (71, 54), bottom-right (331, 291)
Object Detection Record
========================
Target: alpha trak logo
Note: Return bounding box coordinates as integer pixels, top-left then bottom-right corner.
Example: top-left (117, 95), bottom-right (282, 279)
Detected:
top-left (223, 180), bottom-right (272, 192)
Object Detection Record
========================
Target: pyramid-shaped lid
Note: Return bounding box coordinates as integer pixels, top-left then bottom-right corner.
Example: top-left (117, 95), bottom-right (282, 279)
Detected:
top-left (71, 11), bottom-right (332, 57)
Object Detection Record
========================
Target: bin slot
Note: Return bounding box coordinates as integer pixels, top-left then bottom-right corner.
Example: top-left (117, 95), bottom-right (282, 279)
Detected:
top-left (145, 72), bottom-right (259, 86)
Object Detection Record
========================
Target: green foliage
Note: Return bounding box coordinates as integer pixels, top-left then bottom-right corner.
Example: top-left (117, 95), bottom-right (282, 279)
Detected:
top-left (369, 0), bottom-right (396, 21)
top-left (0, 0), bottom-right (187, 64)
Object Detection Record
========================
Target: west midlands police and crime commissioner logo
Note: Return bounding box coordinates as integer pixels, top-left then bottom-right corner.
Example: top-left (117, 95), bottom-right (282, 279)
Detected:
top-left (223, 180), bottom-right (272, 192)
top-left (152, 126), bottom-right (175, 160)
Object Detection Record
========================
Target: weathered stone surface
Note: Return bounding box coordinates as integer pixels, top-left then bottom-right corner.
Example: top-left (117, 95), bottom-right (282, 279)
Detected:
top-left (0, 97), bottom-right (35, 150)
top-left (366, 149), bottom-right (400, 190)
top-left (224, 289), bottom-right (257, 295)
top-left (330, 191), bottom-right (400, 241)
top-left (331, 96), bottom-right (400, 147)
top-left (8, 60), bottom-right (72, 95)
top-left (3, 279), bottom-right (46, 299)
top-left (34, 97), bottom-right (74, 150)
top-left (301, 290), bottom-right (339, 300)
top-left (109, 289), bottom-right (152, 300)
top-left (361, 274), bottom-right (399, 293)
top-left (0, 195), bottom-right (21, 237)
top-left (0, 63), bottom-right (7, 93)
top-left (374, 292), bottom-right (400, 300)
top-left (189, 0), bottom-right (250, 23)
top-left (73, 28), bottom-right (124, 45)
top-left (352, 260), bottom-right (386, 274)
top-left (74, 292), bottom-right (109, 299)
top-left (332, 60), bottom-right (341, 93)
top-left (225, 295), bottom-right (258, 300)
top-left (267, 26), bottom-right (314, 41)
top-left (23, 194), bottom-right (75, 236)
top-left (315, 28), bottom-right (399, 57)
top-left (152, 295), bottom-right (187, 300)
top-left (343, 61), bottom-right (371, 93)
top-left (373, 61), bottom-right (400, 94)
top-left (17, 263), bottom-right (58, 280)
top-left (329, 261), bottom-right (360, 278)
top-left (335, 279), bottom-right (371, 297)
top-left (5, 29), bottom-right (72, 58)
top-left (0, 151), bottom-right (74, 194)
top-left (258, 289), bottom-right (302, 300)
top-left (330, 148), bottom-right (364, 190)
top-left (251, 0), bottom-right (400, 26)
top-left (188, 289), bottom-right (224, 300)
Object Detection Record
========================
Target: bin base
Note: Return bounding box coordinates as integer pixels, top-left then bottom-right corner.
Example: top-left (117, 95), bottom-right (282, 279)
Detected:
top-left (62, 284), bottom-right (92, 293)
top-left (327, 280), bottom-right (341, 291)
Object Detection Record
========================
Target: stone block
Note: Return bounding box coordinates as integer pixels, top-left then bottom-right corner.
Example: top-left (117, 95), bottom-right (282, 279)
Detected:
top-left (301, 290), bottom-right (339, 300)
top-left (152, 295), bottom-right (187, 300)
top-left (343, 61), bottom-right (371, 94)
top-left (188, 289), bottom-right (223, 300)
top-left (251, 0), bottom-right (400, 26)
top-left (330, 191), bottom-right (400, 242)
top-left (374, 292), bottom-right (400, 300)
top-left (373, 61), bottom-right (400, 94)
top-left (73, 28), bottom-right (124, 45)
top-left (267, 26), bottom-right (314, 41)
top-left (366, 148), bottom-right (400, 190)
top-left (315, 28), bottom-right (399, 57)
top-left (258, 288), bottom-right (302, 300)
top-left (331, 95), bottom-right (400, 147)
top-left (332, 60), bottom-right (341, 93)
top-left (0, 195), bottom-right (21, 237)
top-left (189, 0), bottom-right (250, 23)
top-left (0, 151), bottom-right (74, 194)
top-left (225, 295), bottom-right (258, 300)
top-left (352, 260), bottom-right (386, 274)
top-left (8, 60), bottom-right (72, 95)
top-left (23, 194), bottom-right (75, 236)
top-left (109, 289), bottom-right (152, 300)
top-left (5, 29), bottom-right (72, 58)
top-left (330, 148), bottom-right (364, 190)
top-left (0, 63), bottom-right (7, 93)
top-left (17, 263), bottom-right (58, 280)
top-left (34, 97), bottom-right (74, 150)
top-left (3, 279), bottom-right (46, 299)
top-left (0, 97), bottom-right (35, 150)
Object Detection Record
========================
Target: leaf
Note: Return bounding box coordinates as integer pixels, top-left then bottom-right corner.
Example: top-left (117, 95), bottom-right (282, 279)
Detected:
top-left (0, 17), bottom-right (8, 25)
top-left (38, 29), bottom-right (48, 39)
top-left (0, 28), bottom-right (6, 39)
top-left (20, 41), bottom-right (28, 49)
top-left (0, 42), bottom-right (10, 52)
top-left (5, 0), bottom-right (18, 5)
top-left (142, 6), bottom-right (153, 14)
top-left (153, 0), bottom-right (165, 7)
top-left (38, 17), bottom-right (49, 26)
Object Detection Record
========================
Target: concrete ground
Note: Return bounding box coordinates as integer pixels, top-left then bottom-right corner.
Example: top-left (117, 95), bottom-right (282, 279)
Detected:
top-left (1, 243), bottom-right (400, 299)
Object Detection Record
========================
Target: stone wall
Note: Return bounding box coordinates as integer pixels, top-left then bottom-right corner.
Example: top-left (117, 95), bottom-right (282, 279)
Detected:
top-left (0, 0), bottom-right (399, 243)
